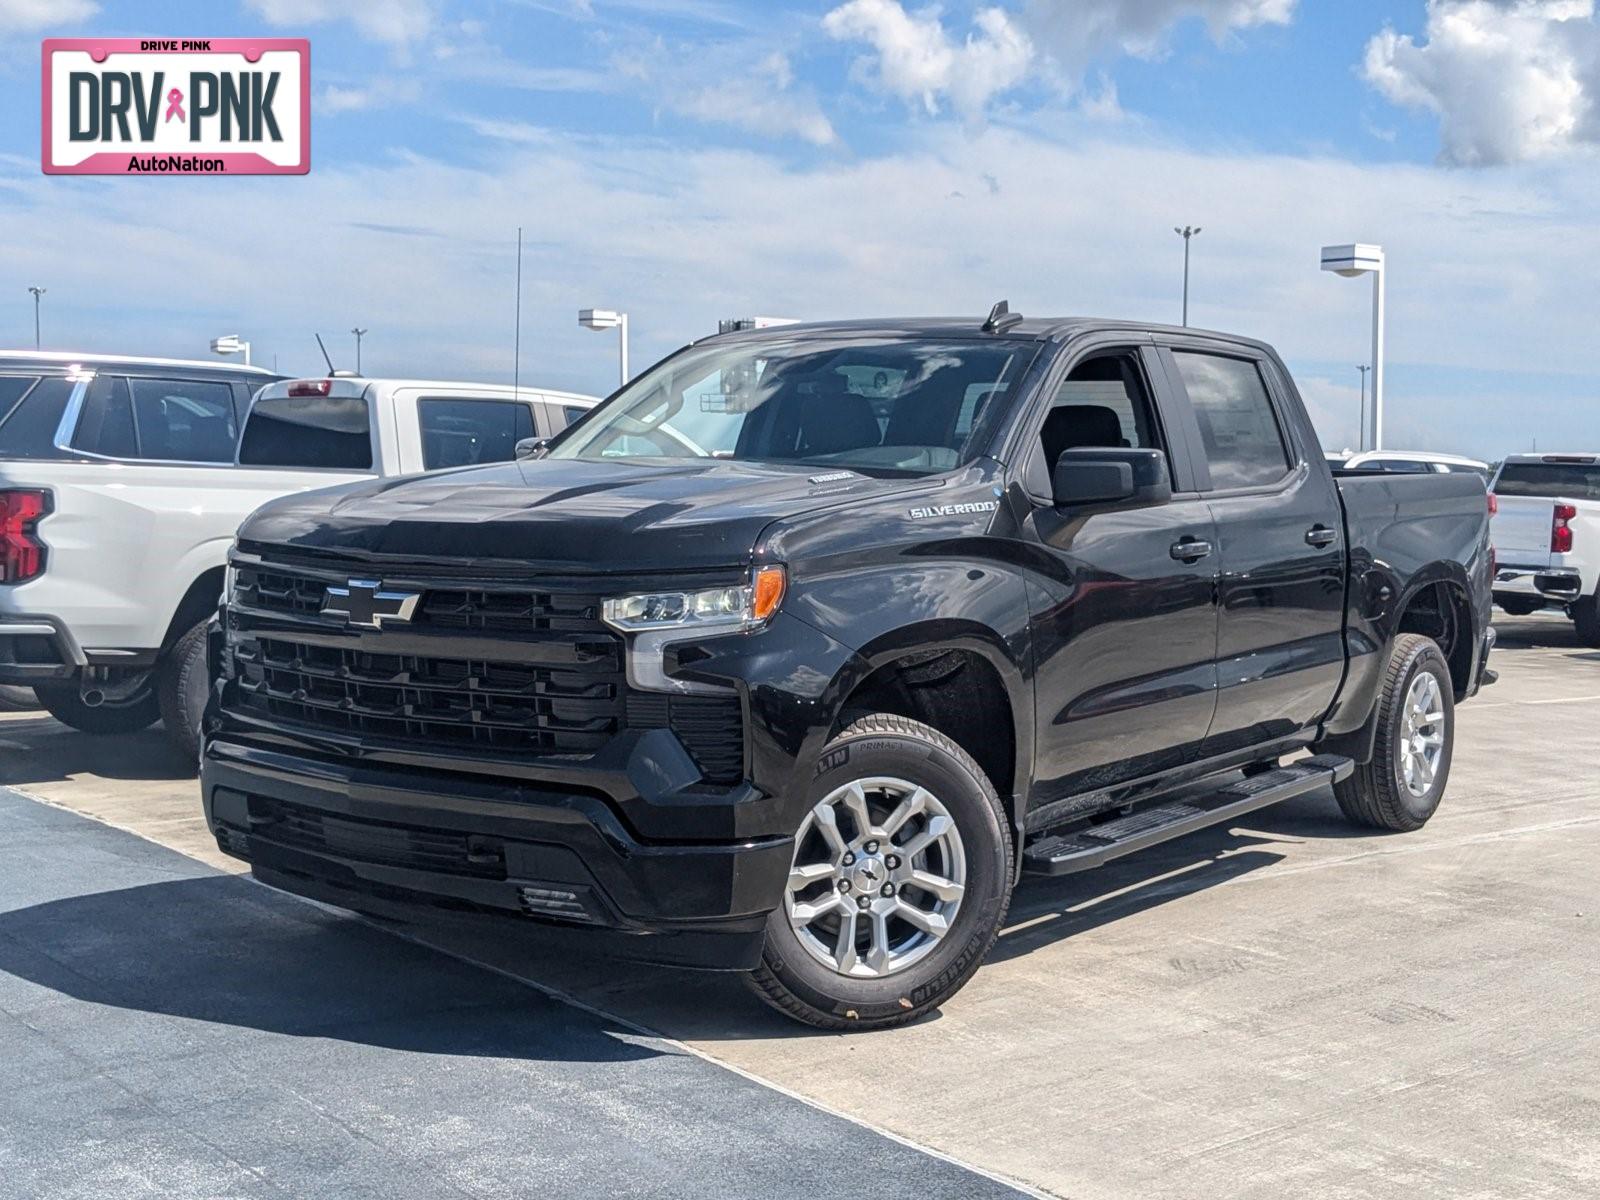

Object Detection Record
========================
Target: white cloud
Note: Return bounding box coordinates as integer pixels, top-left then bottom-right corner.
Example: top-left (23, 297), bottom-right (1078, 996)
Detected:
top-left (244, 0), bottom-right (433, 47)
top-left (613, 43), bottom-right (836, 145)
top-left (1023, 0), bottom-right (1296, 75)
top-left (0, 0), bottom-right (97, 32)
top-left (822, 0), bottom-right (1034, 118)
top-left (320, 79), bottom-right (422, 114)
top-left (1364, 0), bottom-right (1600, 166)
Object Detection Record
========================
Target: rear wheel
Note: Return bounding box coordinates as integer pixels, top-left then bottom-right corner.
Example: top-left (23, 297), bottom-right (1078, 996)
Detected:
top-left (746, 714), bottom-right (1013, 1030)
top-left (1574, 592), bottom-right (1600, 647)
top-left (0, 685), bottom-right (36, 712)
top-left (157, 619), bottom-right (210, 763)
top-left (36, 681), bottom-right (160, 735)
top-left (1333, 633), bottom-right (1454, 832)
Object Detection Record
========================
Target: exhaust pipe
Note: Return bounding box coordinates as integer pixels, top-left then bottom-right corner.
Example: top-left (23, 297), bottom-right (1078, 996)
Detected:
top-left (80, 688), bottom-right (105, 708)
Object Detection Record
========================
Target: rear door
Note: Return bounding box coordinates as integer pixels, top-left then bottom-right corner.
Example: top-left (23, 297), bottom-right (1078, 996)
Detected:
top-left (1017, 338), bottom-right (1221, 799)
top-left (1157, 341), bottom-right (1346, 757)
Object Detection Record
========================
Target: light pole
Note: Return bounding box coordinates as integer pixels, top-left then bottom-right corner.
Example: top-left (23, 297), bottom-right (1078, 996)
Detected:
top-left (1356, 364), bottom-right (1370, 452)
top-left (209, 334), bottom-right (252, 366)
top-left (1173, 226), bottom-right (1200, 326)
top-left (578, 308), bottom-right (629, 388)
top-left (27, 286), bottom-right (45, 349)
top-left (351, 327), bottom-right (367, 374)
top-left (1321, 244), bottom-right (1386, 450)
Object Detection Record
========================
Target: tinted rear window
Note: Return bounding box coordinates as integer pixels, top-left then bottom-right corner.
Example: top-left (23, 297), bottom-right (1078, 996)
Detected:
top-left (1494, 462), bottom-right (1600, 500)
top-left (125, 378), bottom-right (238, 462)
top-left (239, 394), bottom-right (373, 469)
top-left (0, 377), bottom-right (73, 460)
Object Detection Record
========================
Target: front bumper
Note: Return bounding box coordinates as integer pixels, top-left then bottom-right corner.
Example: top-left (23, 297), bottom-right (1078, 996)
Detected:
top-left (201, 737), bottom-right (793, 970)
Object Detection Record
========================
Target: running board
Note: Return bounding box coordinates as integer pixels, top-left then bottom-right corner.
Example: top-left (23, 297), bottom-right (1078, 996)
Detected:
top-left (1021, 754), bottom-right (1354, 876)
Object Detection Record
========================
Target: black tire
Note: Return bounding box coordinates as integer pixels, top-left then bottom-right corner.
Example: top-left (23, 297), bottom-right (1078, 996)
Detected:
top-left (158, 619), bottom-right (209, 762)
top-left (0, 684), bottom-right (36, 712)
top-left (1496, 597), bottom-right (1542, 617)
top-left (1574, 593), bottom-right (1600, 647)
top-left (35, 681), bottom-right (160, 735)
top-left (745, 713), bottom-right (1014, 1031)
top-left (1333, 633), bottom-right (1454, 832)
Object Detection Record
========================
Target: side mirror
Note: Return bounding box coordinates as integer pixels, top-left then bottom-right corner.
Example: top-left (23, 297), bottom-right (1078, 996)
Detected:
top-left (1051, 448), bottom-right (1172, 508)
top-left (515, 437), bottom-right (549, 460)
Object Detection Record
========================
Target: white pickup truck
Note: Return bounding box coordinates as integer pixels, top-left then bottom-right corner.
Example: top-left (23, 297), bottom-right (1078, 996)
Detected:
top-left (0, 354), bottom-right (596, 757)
top-left (1489, 453), bottom-right (1600, 642)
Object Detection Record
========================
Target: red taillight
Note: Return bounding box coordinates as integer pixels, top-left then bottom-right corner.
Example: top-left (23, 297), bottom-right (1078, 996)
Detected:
top-left (0, 489), bottom-right (49, 583)
top-left (1487, 492), bottom-right (1498, 515)
top-left (1553, 503), bottom-right (1577, 554)
top-left (287, 379), bottom-right (333, 397)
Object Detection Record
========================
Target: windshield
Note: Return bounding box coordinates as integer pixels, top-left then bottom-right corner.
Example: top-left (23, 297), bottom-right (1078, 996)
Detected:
top-left (549, 336), bottom-right (1032, 476)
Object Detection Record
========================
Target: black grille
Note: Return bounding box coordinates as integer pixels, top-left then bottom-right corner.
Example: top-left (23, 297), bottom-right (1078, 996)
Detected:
top-left (227, 556), bottom-right (745, 783)
top-left (234, 636), bottom-right (623, 756)
top-left (248, 796), bottom-right (507, 879)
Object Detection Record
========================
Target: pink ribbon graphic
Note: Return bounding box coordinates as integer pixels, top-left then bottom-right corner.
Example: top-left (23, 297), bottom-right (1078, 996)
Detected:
top-left (164, 88), bottom-right (185, 123)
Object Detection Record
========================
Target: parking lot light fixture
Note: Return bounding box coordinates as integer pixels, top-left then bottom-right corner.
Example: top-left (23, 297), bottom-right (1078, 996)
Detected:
top-left (1321, 244), bottom-right (1385, 450)
top-left (209, 333), bottom-right (251, 367)
top-left (578, 308), bottom-right (629, 387)
top-left (27, 286), bottom-right (45, 349)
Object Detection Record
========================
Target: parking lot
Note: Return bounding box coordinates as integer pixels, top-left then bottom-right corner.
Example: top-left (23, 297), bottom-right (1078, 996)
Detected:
top-left (3, 611), bottom-right (1597, 1199)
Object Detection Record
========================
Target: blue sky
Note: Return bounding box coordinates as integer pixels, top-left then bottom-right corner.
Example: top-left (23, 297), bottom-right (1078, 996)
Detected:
top-left (4, 0), bottom-right (1600, 458)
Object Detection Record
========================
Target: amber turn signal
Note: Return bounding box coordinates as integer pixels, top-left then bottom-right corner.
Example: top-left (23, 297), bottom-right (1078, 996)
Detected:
top-left (752, 565), bottom-right (787, 622)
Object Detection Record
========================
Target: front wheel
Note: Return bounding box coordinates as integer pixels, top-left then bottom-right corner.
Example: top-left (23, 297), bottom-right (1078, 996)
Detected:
top-left (157, 619), bottom-right (209, 763)
top-left (745, 714), bottom-right (1014, 1030)
top-left (1333, 633), bottom-right (1454, 832)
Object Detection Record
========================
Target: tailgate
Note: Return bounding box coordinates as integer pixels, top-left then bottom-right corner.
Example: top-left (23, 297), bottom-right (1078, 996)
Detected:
top-left (1489, 496), bottom-right (1553, 568)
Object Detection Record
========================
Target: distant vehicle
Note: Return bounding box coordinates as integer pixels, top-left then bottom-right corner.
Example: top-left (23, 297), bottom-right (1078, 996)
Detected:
top-left (1488, 453), bottom-right (1600, 640)
top-left (0, 364), bottom-right (596, 758)
top-left (1340, 450), bottom-right (1492, 476)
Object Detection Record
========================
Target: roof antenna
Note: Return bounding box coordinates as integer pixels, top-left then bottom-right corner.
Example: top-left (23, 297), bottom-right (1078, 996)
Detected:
top-left (314, 332), bottom-right (336, 376)
top-left (982, 300), bottom-right (1023, 334)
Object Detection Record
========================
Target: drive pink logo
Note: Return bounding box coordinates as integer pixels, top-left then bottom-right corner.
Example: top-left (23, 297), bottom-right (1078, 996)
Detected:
top-left (42, 38), bottom-right (310, 176)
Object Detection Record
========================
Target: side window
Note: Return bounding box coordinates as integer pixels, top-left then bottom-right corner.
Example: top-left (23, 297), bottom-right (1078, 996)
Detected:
top-left (418, 398), bottom-right (529, 470)
top-left (126, 378), bottom-right (239, 462)
top-left (0, 377), bottom-right (73, 460)
top-left (1038, 351), bottom-right (1161, 477)
top-left (560, 405), bottom-right (590, 430)
top-left (1171, 352), bottom-right (1290, 490)
top-left (72, 374), bottom-right (139, 457)
top-left (0, 375), bottom-right (40, 426)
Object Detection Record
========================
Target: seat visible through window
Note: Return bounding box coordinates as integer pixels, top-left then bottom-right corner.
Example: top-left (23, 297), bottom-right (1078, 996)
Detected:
top-left (1039, 352), bottom-right (1159, 475)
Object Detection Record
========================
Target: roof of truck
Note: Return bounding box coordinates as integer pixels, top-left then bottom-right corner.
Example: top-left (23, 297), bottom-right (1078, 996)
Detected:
top-left (1500, 452), bottom-right (1600, 463)
top-left (699, 314), bottom-right (1276, 353)
top-left (255, 376), bottom-right (599, 403)
top-left (0, 350), bottom-right (278, 376)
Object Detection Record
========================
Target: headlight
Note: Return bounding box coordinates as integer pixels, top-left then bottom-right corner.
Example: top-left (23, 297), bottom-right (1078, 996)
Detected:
top-left (602, 565), bottom-right (786, 634)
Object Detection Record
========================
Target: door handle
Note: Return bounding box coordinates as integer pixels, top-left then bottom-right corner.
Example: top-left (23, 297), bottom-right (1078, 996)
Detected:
top-left (1170, 537), bottom-right (1213, 562)
top-left (1305, 525), bottom-right (1338, 548)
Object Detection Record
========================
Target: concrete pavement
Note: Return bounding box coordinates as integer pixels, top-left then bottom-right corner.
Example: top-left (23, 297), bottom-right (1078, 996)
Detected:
top-left (4, 611), bottom-right (1598, 1197)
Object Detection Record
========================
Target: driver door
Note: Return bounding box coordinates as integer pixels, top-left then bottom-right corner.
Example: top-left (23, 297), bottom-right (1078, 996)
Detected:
top-left (1017, 343), bottom-right (1221, 802)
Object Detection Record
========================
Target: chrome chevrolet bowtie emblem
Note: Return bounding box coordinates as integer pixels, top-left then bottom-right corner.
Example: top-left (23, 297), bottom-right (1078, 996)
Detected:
top-left (321, 579), bottom-right (420, 629)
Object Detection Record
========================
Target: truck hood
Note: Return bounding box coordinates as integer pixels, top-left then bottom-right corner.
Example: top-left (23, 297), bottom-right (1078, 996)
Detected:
top-left (238, 457), bottom-right (927, 573)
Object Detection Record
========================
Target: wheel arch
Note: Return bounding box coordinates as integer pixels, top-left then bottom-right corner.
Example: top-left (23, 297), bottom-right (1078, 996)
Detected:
top-left (826, 620), bottom-right (1033, 846)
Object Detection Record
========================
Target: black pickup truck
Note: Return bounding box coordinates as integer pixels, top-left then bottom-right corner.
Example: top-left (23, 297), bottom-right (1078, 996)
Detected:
top-left (202, 310), bottom-right (1494, 1029)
